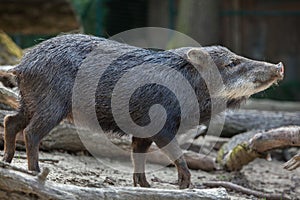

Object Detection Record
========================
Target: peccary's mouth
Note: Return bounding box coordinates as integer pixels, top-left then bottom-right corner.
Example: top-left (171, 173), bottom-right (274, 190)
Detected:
top-left (254, 74), bottom-right (283, 92)
top-left (223, 70), bottom-right (284, 100)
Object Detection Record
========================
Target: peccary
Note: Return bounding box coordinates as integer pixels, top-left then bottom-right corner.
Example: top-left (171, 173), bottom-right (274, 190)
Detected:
top-left (2, 34), bottom-right (284, 189)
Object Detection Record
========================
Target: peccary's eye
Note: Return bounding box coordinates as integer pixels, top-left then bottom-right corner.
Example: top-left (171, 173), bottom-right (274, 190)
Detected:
top-left (226, 59), bottom-right (240, 68)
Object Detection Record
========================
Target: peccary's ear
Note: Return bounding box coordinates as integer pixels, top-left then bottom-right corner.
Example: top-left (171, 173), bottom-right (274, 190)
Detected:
top-left (187, 48), bottom-right (210, 66)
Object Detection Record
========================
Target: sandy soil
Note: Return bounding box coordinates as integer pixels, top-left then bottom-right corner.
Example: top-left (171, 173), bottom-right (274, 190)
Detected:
top-left (7, 148), bottom-right (300, 200)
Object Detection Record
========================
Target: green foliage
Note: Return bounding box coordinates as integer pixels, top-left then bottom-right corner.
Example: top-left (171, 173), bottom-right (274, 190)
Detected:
top-left (70, 0), bottom-right (106, 35)
top-left (0, 31), bottom-right (23, 64)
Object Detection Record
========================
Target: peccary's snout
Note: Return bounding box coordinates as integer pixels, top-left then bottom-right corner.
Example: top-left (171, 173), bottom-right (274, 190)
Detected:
top-left (276, 62), bottom-right (284, 79)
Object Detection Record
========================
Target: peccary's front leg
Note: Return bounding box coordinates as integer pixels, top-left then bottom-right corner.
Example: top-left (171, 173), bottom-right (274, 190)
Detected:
top-left (153, 134), bottom-right (191, 189)
top-left (174, 156), bottom-right (191, 189)
top-left (131, 137), bottom-right (153, 187)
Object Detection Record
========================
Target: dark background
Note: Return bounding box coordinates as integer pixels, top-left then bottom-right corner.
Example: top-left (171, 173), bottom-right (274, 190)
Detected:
top-left (0, 0), bottom-right (299, 100)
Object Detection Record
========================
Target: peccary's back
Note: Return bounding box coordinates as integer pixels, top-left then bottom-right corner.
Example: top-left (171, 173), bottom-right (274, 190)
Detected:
top-left (14, 34), bottom-right (139, 116)
top-left (13, 34), bottom-right (209, 135)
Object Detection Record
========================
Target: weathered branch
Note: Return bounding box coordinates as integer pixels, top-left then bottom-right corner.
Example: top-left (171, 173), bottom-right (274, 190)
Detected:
top-left (0, 160), bottom-right (38, 176)
top-left (218, 126), bottom-right (300, 171)
top-left (0, 83), bottom-right (18, 110)
top-left (0, 165), bottom-right (229, 200)
top-left (221, 110), bottom-right (300, 137)
top-left (284, 152), bottom-right (300, 171)
top-left (0, 153), bottom-right (59, 163)
top-left (241, 99), bottom-right (300, 112)
top-left (203, 181), bottom-right (290, 200)
top-left (249, 126), bottom-right (300, 152)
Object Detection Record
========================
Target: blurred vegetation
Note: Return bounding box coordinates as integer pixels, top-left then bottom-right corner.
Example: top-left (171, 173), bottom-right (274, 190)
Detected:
top-left (254, 81), bottom-right (300, 101)
top-left (1, 0), bottom-right (298, 101)
top-left (70, 0), bottom-right (147, 37)
top-left (70, 0), bottom-right (104, 35)
top-left (0, 30), bottom-right (23, 65)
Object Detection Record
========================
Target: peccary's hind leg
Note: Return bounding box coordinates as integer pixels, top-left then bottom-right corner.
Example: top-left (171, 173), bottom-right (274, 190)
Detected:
top-left (2, 109), bottom-right (29, 163)
top-left (24, 109), bottom-right (65, 172)
top-left (153, 133), bottom-right (191, 189)
top-left (131, 137), bottom-right (153, 187)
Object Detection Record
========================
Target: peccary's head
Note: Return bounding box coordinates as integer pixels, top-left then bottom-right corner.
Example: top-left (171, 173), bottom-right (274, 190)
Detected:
top-left (186, 46), bottom-right (284, 99)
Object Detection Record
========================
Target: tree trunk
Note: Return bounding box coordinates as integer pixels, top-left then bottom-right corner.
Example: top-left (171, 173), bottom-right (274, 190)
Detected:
top-left (0, 164), bottom-right (229, 200)
top-left (221, 109), bottom-right (300, 137)
top-left (241, 99), bottom-right (300, 112)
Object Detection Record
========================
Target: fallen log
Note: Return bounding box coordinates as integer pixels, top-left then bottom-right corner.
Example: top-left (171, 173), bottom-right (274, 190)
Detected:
top-left (217, 126), bottom-right (300, 171)
top-left (0, 163), bottom-right (229, 200)
top-left (203, 181), bottom-right (290, 200)
top-left (0, 123), bottom-right (217, 172)
top-left (0, 83), bottom-right (18, 110)
top-left (284, 152), bottom-right (300, 171)
top-left (241, 99), bottom-right (300, 112)
top-left (221, 110), bottom-right (300, 137)
top-left (249, 126), bottom-right (300, 152)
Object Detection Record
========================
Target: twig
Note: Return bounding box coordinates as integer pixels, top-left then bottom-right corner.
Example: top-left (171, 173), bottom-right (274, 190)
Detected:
top-left (38, 158), bottom-right (60, 163)
top-left (0, 160), bottom-right (38, 176)
top-left (0, 153), bottom-right (59, 163)
top-left (203, 181), bottom-right (291, 200)
top-left (151, 176), bottom-right (177, 185)
top-left (37, 167), bottom-right (50, 182)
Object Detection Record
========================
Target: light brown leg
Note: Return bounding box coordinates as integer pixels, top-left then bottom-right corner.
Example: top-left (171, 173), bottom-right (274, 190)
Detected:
top-left (154, 136), bottom-right (191, 189)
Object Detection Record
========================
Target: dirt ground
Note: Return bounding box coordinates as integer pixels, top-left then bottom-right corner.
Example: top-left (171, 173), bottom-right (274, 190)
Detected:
top-left (6, 147), bottom-right (300, 200)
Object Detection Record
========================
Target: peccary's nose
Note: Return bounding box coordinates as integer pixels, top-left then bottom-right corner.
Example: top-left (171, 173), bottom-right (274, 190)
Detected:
top-left (277, 62), bottom-right (284, 78)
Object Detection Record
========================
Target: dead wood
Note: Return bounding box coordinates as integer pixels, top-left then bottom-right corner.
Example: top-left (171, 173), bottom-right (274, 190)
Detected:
top-left (183, 151), bottom-right (216, 171)
top-left (241, 99), bottom-right (300, 112)
top-left (203, 181), bottom-right (290, 200)
top-left (0, 164), bottom-right (229, 200)
top-left (0, 153), bottom-right (59, 163)
top-left (221, 109), bottom-right (300, 137)
top-left (0, 83), bottom-right (18, 110)
top-left (249, 126), bottom-right (300, 152)
top-left (0, 160), bottom-right (38, 176)
top-left (284, 152), bottom-right (300, 171)
top-left (218, 126), bottom-right (300, 171)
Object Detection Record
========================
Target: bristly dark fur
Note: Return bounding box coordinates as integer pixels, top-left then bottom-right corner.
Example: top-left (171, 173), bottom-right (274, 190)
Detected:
top-left (11, 34), bottom-right (250, 138)
top-left (3, 33), bottom-right (283, 188)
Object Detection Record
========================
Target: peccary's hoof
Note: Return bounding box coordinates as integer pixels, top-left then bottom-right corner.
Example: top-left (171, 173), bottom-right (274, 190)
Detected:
top-left (2, 153), bottom-right (13, 163)
top-left (178, 170), bottom-right (191, 189)
top-left (133, 173), bottom-right (151, 187)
